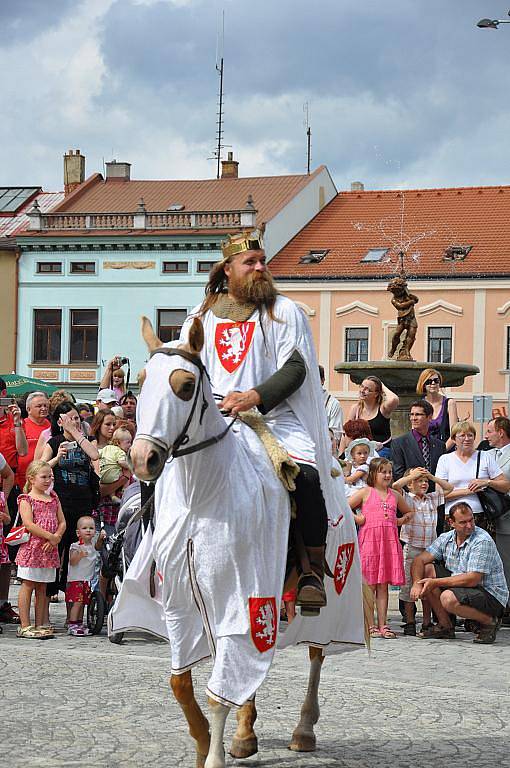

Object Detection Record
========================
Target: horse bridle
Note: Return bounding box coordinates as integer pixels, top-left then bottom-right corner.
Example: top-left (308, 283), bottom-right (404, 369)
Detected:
top-left (149, 346), bottom-right (238, 459)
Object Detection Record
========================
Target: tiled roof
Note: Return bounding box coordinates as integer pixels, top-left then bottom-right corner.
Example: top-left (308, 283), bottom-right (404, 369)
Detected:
top-left (0, 191), bottom-right (64, 238)
top-left (271, 186), bottom-right (510, 279)
top-left (53, 167), bottom-right (326, 227)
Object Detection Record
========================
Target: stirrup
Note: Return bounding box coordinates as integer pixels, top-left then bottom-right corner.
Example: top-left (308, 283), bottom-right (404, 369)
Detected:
top-left (296, 570), bottom-right (327, 616)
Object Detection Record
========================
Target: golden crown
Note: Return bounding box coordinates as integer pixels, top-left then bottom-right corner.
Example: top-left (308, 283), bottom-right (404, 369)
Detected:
top-left (220, 230), bottom-right (263, 260)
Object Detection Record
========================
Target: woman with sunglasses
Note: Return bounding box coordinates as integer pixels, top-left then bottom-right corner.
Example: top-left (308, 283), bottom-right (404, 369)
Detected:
top-left (416, 368), bottom-right (459, 450)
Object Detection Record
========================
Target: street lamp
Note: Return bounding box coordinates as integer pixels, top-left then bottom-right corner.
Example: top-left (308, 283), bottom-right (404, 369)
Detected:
top-left (477, 11), bottom-right (510, 28)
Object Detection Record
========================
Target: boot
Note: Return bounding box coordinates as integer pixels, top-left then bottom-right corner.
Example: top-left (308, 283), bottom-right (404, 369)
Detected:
top-left (296, 546), bottom-right (327, 617)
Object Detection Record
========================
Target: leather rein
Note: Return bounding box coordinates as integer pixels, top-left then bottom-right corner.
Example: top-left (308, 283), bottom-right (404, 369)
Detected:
top-left (149, 346), bottom-right (237, 459)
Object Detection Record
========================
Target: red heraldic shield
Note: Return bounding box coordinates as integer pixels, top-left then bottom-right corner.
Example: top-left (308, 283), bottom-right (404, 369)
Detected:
top-left (334, 543), bottom-right (355, 595)
top-left (215, 322), bottom-right (255, 373)
top-left (248, 597), bottom-right (277, 653)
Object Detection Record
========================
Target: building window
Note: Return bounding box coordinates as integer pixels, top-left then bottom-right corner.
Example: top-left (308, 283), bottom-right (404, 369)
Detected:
top-left (427, 326), bottom-right (452, 363)
top-left (33, 309), bottom-right (61, 363)
top-left (70, 262), bottom-right (95, 274)
top-left (361, 248), bottom-right (389, 263)
top-left (162, 261), bottom-right (189, 273)
top-left (36, 262), bottom-right (62, 274)
top-left (507, 327), bottom-right (510, 370)
top-left (70, 310), bottom-right (98, 363)
top-left (157, 309), bottom-right (187, 343)
top-left (345, 327), bottom-right (369, 362)
top-left (299, 249), bottom-right (329, 264)
top-left (197, 261), bottom-right (216, 273)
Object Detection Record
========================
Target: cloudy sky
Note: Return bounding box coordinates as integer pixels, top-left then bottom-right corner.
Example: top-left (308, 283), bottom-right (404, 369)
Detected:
top-left (2, 0), bottom-right (510, 192)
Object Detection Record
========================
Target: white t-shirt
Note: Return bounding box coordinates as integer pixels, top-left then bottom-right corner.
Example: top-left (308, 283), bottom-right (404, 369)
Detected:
top-left (67, 541), bottom-right (99, 582)
top-left (436, 450), bottom-right (501, 515)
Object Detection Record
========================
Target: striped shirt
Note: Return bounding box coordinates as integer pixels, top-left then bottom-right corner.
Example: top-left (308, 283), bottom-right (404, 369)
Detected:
top-left (427, 526), bottom-right (509, 607)
top-left (400, 490), bottom-right (444, 548)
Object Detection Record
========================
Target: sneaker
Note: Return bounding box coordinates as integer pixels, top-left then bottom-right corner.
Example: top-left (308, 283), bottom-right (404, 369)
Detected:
top-left (420, 624), bottom-right (455, 639)
top-left (0, 602), bottom-right (21, 624)
top-left (68, 623), bottom-right (91, 637)
top-left (403, 622), bottom-right (416, 636)
top-left (473, 618), bottom-right (501, 645)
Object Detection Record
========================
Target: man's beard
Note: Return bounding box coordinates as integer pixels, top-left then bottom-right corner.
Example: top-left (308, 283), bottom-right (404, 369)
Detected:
top-left (229, 270), bottom-right (278, 308)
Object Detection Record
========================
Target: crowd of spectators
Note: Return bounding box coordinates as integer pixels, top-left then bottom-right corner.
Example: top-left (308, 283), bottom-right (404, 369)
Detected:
top-left (0, 359), bottom-right (137, 639)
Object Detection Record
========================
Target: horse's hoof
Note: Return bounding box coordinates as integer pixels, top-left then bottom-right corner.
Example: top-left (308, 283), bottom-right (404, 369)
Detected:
top-left (229, 735), bottom-right (258, 758)
top-left (288, 733), bottom-right (316, 752)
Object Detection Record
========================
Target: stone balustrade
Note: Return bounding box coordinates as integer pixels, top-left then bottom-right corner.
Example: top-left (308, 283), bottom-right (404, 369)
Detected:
top-left (32, 208), bottom-right (254, 231)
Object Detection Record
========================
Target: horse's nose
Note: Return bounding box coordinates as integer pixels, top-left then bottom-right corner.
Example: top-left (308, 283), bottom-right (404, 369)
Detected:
top-left (146, 449), bottom-right (161, 476)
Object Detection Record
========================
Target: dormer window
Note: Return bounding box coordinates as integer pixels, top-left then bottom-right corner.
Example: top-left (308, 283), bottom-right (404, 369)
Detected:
top-left (361, 248), bottom-right (388, 263)
top-left (443, 245), bottom-right (472, 262)
top-left (299, 249), bottom-right (329, 264)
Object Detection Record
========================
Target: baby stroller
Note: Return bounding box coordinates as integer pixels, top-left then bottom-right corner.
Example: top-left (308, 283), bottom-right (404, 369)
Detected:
top-left (87, 482), bottom-right (148, 641)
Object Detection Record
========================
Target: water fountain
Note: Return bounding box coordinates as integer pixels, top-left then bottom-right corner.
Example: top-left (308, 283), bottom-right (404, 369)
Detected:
top-left (335, 194), bottom-right (479, 436)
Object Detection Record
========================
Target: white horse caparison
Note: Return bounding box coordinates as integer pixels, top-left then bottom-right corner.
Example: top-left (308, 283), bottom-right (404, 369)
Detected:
top-left (130, 318), bottom-right (341, 768)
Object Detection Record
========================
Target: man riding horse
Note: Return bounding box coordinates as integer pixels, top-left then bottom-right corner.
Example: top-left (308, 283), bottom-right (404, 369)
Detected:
top-left (179, 229), bottom-right (330, 613)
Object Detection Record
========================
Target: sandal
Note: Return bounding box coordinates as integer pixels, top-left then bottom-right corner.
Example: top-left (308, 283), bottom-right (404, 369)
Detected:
top-left (36, 625), bottom-right (55, 637)
top-left (379, 625), bottom-right (397, 639)
top-left (17, 625), bottom-right (48, 640)
top-left (369, 626), bottom-right (381, 637)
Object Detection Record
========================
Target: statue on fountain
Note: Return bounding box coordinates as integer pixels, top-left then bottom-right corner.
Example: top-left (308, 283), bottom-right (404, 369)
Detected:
top-left (387, 275), bottom-right (419, 361)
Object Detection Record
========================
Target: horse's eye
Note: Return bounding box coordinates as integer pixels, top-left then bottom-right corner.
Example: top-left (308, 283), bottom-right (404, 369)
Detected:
top-left (169, 370), bottom-right (196, 401)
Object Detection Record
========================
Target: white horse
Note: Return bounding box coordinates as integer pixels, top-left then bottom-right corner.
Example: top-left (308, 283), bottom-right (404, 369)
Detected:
top-left (127, 317), bottom-right (366, 768)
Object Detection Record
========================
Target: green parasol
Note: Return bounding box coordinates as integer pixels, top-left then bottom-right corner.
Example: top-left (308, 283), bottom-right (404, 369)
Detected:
top-left (0, 374), bottom-right (59, 396)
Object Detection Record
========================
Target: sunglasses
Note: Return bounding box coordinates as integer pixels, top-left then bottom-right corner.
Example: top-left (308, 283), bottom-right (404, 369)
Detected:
top-left (424, 377), bottom-right (440, 385)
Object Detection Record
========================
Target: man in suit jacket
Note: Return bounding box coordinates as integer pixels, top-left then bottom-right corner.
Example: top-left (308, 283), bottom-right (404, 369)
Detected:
top-left (485, 416), bottom-right (510, 621)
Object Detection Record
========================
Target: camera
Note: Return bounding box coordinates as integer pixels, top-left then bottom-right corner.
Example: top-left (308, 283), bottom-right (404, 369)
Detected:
top-left (118, 357), bottom-right (129, 366)
top-left (0, 397), bottom-right (16, 407)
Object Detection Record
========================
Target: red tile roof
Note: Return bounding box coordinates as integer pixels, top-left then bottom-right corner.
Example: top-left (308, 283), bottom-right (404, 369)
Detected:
top-left (52, 167), bottom-right (326, 229)
top-left (271, 186), bottom-right (510, 278)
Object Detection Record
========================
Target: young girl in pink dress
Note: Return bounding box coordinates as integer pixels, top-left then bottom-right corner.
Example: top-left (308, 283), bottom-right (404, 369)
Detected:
top-left (16, 460), bottom-right (66, 639)
top-left (348, 457), bottom-right (413, 638)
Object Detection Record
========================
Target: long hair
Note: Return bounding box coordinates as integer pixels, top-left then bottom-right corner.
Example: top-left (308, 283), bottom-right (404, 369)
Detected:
top-left (358, 376), bottom-right (384, 415)
top-left (50, 401), bottom-right (78, 437)
top-left (199, 257), bottom-right (279, 321)
top-left (24, 460), bottom-right (52, 493)
top-left (89, 409), bottom-right (116, 440)
top-left (416, 368), bottom-right (442, 395)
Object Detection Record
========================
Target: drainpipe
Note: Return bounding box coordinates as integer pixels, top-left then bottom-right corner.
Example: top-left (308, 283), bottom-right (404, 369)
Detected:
top-left (13, 248), bottom-right (20, 372)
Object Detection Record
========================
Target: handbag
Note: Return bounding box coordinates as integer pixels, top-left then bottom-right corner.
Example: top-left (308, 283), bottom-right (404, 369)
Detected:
top-left (475, 451), bottom-right (510, 521)
top-left (5, 512), bottom-right (31, 546)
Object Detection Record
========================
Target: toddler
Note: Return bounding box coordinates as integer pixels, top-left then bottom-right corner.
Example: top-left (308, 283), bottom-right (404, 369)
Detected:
top-left (99, 428), bottom-right (132, 503)
top-left (66, 515), bottom-right (105, 636)
top-left (343, 438), bottom-right (376, 497)
top-left (393, 467), bottom-right (453, 636)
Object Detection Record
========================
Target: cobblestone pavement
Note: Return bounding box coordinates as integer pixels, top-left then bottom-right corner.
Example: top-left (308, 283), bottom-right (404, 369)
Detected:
top-left (1, 588), bottom-right (509, 768)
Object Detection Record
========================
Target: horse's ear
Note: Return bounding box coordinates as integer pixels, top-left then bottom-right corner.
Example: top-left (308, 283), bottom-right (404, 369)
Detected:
top-left (141, 316), bottom-right (162, 352)
top-left (188, 318), bottom-right (204, 355)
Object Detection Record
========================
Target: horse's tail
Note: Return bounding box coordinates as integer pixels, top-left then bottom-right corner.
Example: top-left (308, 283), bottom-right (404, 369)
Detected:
top-left (362, 582), bottom-right (374, 652)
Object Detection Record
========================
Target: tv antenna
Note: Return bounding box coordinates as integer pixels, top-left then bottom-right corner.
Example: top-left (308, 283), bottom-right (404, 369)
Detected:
top-left (303, 102), bottom-right (311, 175)
top-left (210, 11), bottom-right (228, 178)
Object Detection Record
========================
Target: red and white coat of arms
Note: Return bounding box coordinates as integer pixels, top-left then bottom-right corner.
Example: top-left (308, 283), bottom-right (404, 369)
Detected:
top-left (248, 596), bottom-right (277, 653)
top-left (333, 543), bottom-right (355, 595)
top-left (215, 322), bottom-right (255, 373)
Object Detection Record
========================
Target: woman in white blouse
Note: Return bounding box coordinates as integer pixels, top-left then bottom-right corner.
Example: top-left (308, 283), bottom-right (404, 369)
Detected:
top-left (435, 420), bottom-right (510, 519)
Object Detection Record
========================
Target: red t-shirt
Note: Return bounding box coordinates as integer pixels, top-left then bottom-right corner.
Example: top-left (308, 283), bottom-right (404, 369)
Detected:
top-left (16, 417), bottom-right (51, 490)
top-left (0, 412), bottom-right (18, 470)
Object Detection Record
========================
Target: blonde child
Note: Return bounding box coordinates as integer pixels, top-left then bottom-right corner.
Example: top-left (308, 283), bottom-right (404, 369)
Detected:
top-left (98, 427), bottom-right (132, 504)
top-left (348, 457), bottom-right (414, 638)
top-left (15, 461), bottom-right (66, 639)
top-left (343, 438), bottom-right (377, 497)
top-left (66, 515), bottom-right (105, 636)
top-left (393, 467), bottom-right (453, 636)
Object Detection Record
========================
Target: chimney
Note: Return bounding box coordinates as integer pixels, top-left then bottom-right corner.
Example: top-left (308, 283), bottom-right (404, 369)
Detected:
top-left (105, 159), bottom-right (131, 181)
top-left (63, 149), bottom-right (85, 195)
top-left (351, 181), bottom-right (364, 192)
top-left (221, 151), bottom-right (239, 179)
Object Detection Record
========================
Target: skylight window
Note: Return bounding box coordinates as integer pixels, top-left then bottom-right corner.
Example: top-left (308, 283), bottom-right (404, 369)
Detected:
top-left (361, 248), bottom-right (388, 263)
top-left (167, 203), bottom-right (185, 211)
top-left (443, 245), bottom-right (472, 262)
top-left (299, 249), bottom-right (329, 264)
